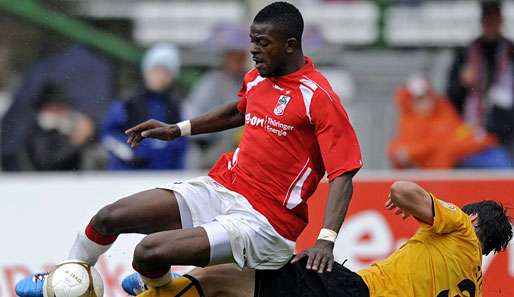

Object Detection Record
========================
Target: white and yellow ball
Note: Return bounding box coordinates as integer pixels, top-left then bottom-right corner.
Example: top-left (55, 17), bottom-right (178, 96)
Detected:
top-left (43, 261), bottom-right (103, 297)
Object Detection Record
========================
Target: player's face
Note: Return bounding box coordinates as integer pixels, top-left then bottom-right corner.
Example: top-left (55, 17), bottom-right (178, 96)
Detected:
top-left (249, 23), bottom-right (289, 77)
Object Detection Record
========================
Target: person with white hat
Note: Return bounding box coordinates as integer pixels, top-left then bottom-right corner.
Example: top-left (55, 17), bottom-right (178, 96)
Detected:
top-left (101, 43), bottom-right (188, 170)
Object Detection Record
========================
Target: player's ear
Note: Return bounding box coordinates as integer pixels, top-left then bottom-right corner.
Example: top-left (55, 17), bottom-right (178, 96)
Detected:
top-left (470, 213), bottom-right (479, 226)
top-left (285, 37), bottom-right (298, 54)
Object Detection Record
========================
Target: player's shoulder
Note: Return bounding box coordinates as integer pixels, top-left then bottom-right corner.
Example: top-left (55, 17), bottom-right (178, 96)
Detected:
top-left (431, 194), bottom-right (463, 216)
top-left (300, 70), bottom-right (339, 103)
top-left (430, 194), bottom-right (480, 238)
top-left (430, 194), bottom-right (465, 221)
top-left (243, 68), bottom-right (261, 82)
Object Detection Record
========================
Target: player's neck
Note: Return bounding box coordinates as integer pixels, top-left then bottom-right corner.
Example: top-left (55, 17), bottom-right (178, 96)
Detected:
top-left (279, 52), bottom-right (306, 76)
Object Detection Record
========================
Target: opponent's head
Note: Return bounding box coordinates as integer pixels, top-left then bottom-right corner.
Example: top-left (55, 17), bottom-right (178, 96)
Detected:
top-left (250, 2), bottom-right (304, 77)
top-left (462, 200), bottom-right (512, 255)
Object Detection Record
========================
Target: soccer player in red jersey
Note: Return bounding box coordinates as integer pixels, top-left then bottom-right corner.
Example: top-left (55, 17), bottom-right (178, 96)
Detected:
top-left (16, 2), bottom-right (362, 297)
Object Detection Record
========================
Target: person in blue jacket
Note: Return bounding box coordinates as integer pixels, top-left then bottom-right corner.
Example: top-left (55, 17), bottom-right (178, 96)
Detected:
top-left (102, 44), bottom-right (188, 170)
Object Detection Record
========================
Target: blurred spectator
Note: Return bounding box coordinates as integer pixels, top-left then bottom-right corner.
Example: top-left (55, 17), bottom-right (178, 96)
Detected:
top-left (27, 84), bottom-right (94, 171)
top-left (447, 1), bottom-right (514, 157)
top-left (102, 44), bottom-right (187, 170)
top-left (389, 75), bottom-right (512, 169)
top-left (1, 44), bottom-right (113, 171)
top-left (183, 24), bottom-right (249, 169)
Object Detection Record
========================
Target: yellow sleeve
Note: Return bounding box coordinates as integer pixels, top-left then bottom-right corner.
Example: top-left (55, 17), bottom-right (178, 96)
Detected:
top-left (179, 275), bottom-right (204, 297)
top-left (425, 194), bottom-right (468, 234)
top-left (137, 276), bottom-right (204, 297)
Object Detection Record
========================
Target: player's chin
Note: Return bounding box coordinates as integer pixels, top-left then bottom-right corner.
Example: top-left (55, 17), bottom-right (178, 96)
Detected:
top-left (256, 64), bottom-right (272, 77)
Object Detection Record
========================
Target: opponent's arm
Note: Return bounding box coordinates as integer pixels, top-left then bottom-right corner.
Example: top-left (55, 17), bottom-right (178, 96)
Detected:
top-left (291, 171), bottom-right (356, 273)
top-left (385, 181), bottom-right (434, 225)
top-left (125, 101), bottom-right (244, 147)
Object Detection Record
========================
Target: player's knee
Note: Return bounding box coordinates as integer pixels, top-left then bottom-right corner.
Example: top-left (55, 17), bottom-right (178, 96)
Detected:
top-left (91, 203), bottom-right (126, 235)
top-left (133, 236), bottom-right (167, 271)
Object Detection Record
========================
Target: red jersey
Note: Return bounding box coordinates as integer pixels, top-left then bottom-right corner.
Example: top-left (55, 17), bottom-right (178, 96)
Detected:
top-left (209, 57), bottom-right (362, 241)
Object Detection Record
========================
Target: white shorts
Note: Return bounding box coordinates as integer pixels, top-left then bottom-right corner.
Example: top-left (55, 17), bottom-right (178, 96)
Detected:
top-left (159, 176), bottom-right (295, 270)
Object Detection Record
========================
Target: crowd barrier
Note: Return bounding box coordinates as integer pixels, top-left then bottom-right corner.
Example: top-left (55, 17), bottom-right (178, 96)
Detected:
top-left (1, 171), bottom-right (512, 297)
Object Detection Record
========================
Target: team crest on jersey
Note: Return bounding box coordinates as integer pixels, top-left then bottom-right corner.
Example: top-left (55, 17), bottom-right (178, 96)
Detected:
top-left (273, 95), bottom-right (291, 116)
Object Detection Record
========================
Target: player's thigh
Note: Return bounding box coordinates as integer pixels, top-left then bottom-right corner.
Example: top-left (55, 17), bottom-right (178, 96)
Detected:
top-left (134, 227), bottom-right (211, 268)
top-left (93, 189), bottom-right (182, 234)
top-left (189, 265), bottom-right (255, 297)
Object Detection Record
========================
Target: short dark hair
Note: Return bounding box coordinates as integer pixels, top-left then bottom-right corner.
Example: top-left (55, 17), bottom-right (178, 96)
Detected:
top-left (482, 1), bottom-right (502, 19)
top-left (462, 200), bottom-right (512, 255)
top-left (253, 1), bottom-right (304, 42)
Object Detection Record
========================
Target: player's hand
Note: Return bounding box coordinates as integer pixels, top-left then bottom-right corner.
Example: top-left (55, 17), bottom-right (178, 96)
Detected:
top-left (125, 119), bottom-right (180, 148)
top-left (385, 195), bottom-right (410, 219)
top-left (291, 239), bottom-right (334, 273)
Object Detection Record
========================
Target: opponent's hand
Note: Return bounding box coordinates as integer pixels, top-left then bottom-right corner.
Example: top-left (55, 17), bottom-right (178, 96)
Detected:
top-left (291, 239), bottom-right (334, 273)
top-left (385, 195), bottom-right (410, 219)
top-left (125, 119), bottom-right (180, 148)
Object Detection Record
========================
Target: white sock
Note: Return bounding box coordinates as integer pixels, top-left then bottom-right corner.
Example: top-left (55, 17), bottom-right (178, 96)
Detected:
top-left (67, 229), bottom-right (113, 265)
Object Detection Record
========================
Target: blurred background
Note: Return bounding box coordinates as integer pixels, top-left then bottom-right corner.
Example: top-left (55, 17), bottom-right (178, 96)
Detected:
top-left (0, 0), bottom-right (513, 296)
top-left (2, 0), bottom-right (514, 171)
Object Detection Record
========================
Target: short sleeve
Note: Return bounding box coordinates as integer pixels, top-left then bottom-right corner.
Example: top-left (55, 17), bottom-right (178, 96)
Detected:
top-left (426, 194), bottom-right (468, 234)
top-left (310, 91), bottom-right (363, 180)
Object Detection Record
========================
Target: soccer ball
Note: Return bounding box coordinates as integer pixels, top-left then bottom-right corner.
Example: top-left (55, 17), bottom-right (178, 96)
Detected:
top-left (43, 261), bottom-right (104, 297)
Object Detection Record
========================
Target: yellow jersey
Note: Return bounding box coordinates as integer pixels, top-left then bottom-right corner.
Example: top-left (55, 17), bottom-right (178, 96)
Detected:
top-left (358, 194), bottom-right (483, 297)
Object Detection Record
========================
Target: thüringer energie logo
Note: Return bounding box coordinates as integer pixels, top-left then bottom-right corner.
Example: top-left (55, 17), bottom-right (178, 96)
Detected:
top-left (245, 112), bottom-right (294, 137)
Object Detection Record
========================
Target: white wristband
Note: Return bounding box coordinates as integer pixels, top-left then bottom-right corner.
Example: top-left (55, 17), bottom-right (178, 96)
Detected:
top-left (176, 120), bottom-right (191, 136)
top-left (317, 228), bottom-right (338, 243)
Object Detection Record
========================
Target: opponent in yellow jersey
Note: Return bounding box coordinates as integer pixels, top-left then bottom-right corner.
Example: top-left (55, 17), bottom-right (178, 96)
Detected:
top-left (358, 193), bottom-right (483, 297)
top-left (127, 181), bottom-right (512, 297)
top-left (253, 181), bottom-right (511, 297)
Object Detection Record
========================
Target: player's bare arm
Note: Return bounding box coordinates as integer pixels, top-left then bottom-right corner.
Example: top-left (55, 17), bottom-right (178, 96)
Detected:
top-left (125, 101), bottom-right (244, 147)
top-left (292, 170), bottom-right (356, 273)
top-left (386, 181), bottom-right (434, 225)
